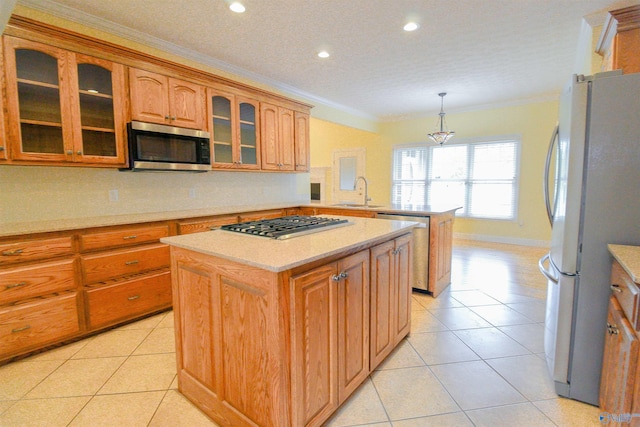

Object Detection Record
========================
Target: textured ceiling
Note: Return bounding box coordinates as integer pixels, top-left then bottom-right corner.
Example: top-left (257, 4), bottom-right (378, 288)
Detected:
top-left (16, 0), bottom-right (640, 120)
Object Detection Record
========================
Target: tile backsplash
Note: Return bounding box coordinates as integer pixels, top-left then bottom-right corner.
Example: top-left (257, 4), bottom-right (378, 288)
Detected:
top-left (0, 166), bottom-right (310, 224)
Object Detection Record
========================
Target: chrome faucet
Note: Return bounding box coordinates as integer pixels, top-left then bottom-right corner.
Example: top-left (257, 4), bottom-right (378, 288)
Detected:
top-left (354, 176), bottom-right (372, 206)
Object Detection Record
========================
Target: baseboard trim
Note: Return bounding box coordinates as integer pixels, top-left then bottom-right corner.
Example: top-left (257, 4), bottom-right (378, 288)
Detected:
top-left (454, 232), bottom-right (550, 248)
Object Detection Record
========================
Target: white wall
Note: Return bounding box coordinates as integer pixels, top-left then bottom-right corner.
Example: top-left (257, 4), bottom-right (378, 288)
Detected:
top-left (0, 166), bottom-right (310, 224)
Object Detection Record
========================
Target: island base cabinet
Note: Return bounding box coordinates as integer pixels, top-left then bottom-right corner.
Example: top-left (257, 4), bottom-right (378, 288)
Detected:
top-left (370, 234), bottom-right (412, 369)
top-left (290, 250), bottom-right (370, 427)
top-left (170, 247), bottom-right (290, 427)
top-left (168, 232), bottom-right (411, 427)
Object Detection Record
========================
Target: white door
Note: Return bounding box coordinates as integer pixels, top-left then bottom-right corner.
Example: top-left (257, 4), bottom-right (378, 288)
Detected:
top-left (332, 148), bottom-right (366, 204)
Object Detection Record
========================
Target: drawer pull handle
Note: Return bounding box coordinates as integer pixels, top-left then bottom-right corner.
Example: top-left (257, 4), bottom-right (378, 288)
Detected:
top-left (125, 260), bottom-right (139, 266)
top-left (12, 325), bottom-right (31, 333)
top-left (6, 282), bottom-right (27, 289)
top-left (123, 235), bottom-right (138, 240)
top-left (128, 295), bottom-right (140, 301)
top-left (2, 249), bottom-right (24, 256)
top-left (611, 284), bottom-right (623, 293)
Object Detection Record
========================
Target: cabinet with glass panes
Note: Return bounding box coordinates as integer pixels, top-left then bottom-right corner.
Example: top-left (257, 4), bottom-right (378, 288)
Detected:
top-left (207, 86), bottom-right (260, 169)
top-left (3, 36), bottom-right (126, 165)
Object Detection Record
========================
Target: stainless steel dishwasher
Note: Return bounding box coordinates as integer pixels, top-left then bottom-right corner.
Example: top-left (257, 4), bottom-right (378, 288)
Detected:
top-left (376, 213), bottom-right (430, 293)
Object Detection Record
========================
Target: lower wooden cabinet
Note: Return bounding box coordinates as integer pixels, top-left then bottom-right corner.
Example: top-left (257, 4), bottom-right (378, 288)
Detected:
top-left (0, 222), bottom-right (172, 363)
top-left (0, 292), bottom-right (80, 356)
top-left (85, 270), bottom-right (171, 329)
top-left (369, 234), bottom-right (412, 369)
top-left (600, 255), bottom-right (640, 424)
top-left (170, 231), bottom-right (412, 427)
top-left (290, 250), bottom-right (369, 426)
top-left (600, 297), bottom-right (638, 417)
top-left (0, 258), bottom-right (75, 304)
top-left (177, 215), bottom-right (238, 234)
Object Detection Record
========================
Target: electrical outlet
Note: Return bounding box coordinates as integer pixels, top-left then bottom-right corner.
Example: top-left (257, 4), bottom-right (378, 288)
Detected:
top-left (108, 189), bottom-right (119, 202)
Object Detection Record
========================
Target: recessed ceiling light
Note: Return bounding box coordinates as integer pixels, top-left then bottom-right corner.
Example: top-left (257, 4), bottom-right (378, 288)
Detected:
top-left (229, 1), bottom-right (245, 13)
top-left (317, 51), bottom-right (330, 58)
top-left (404, 22), bottom-right (419, 32)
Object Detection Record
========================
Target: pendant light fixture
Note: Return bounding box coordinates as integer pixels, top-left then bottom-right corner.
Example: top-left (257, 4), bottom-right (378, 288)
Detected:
top-left (427, 92), bottom-right (455, 145)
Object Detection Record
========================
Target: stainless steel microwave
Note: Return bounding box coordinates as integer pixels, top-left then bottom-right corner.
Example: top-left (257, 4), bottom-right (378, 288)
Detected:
top-left (123, 121), bottom-right (211, 172)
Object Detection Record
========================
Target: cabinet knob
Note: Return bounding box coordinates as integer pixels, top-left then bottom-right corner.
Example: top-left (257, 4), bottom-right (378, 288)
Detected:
top-left (0, 146), bottom-right (5, 151)
top-left (66, 150), bottom-right (73, 155)
top-left (76, 151), bottom-right (82, 156)
top-left (339, 272), bottom-right (349, 279)
top-left (331, 274), bottom-right (341, 282)
top-left (607, 322), bottom-right (619, 335)
top-left (610, 284), bottom-right (623, 293)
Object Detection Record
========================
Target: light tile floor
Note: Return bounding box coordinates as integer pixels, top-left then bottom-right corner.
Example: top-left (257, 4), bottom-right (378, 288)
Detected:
top-left (0, 240), bottom-right (604, 426)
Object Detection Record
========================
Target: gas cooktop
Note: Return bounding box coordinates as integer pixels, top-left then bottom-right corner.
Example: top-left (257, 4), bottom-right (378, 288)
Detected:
top-left (220, 215), bottom-right (351, 240)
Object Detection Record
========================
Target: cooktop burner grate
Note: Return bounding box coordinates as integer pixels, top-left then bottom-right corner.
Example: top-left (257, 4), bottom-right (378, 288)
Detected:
top-left (220, 215), bottom-right (351, 240)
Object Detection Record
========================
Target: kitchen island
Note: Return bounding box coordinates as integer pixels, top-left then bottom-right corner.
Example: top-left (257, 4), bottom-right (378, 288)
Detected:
top-left (161, 216), bottom-right (419, 427)
top-left (300, 203), bottom-right (460, 296)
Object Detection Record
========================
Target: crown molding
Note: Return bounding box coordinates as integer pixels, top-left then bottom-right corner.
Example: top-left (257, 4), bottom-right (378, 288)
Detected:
top-left (16, 0), bottom-right (374, 121)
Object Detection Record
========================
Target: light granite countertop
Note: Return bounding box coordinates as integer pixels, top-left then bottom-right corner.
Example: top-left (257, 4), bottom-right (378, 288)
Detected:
top-left (0, 203), bottom-right (299, 238)
top-left (161, 216), bottom-right (421, 272)
top-left (608, 244), bottom-right (640, 283)
top-left (0, 202), bottom-right (459, 238)
top-left (310, 202), bottom-right (461, 216)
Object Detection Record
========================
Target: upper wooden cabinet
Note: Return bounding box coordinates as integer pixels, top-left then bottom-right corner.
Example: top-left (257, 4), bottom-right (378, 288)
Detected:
top-left (129, 68), bottom-right (205, 130)
top-left (597, 5), bottom-right (640, 74)
top-left (207, 86), bottom-right (260, 169)
top-left (3, 36), bottom-right (126, 165)
top-left (0, 40), bottom-right (7, 160)
top-left (1, 18), bottom-right (312, 169)
top-left (261, 102), bottom-right (295, 171)
top-left (294, 111), bottom-right (310, 171)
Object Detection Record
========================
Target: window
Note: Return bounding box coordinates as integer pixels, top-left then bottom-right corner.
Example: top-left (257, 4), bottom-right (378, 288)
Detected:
top-left (392, 138), bottom-right (520, 220)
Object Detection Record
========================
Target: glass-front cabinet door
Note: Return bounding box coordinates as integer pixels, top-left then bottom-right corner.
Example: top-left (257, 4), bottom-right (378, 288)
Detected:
top-left (208, 87), bottom-right (260, 169)
top-left (3, 36), bottom-right (126, 165)
top-left (237, 97), bottom-right (259, 168)
top-left (70, 54), bottom-right (125, 164)
top-left (4, 37), bottom-right (71, 162)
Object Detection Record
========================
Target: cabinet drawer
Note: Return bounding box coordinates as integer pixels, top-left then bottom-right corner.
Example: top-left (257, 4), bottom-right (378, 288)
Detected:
top-left (0, 293), bottom-right (80, 356)
top-left (611, 259), bottom-right (639, 329)
top-left (82, 244), bottom-right (169, 284)
top-left (85, 270), bottom-right (171, 329)
top-left (178, 215), bottom-right (238, 234)
top-left (79, 224), bottom-right (169, 252)
top-left (0, 236), bottom-right (74, 266)
top-left (238, 210), bottom-right (284, 222)
top-left (0, 259), bottom-right (76, 305)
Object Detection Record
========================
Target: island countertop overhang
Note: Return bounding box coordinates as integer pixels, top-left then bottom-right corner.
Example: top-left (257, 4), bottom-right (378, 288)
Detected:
top-left (160, 216), bottom-right (421, 273)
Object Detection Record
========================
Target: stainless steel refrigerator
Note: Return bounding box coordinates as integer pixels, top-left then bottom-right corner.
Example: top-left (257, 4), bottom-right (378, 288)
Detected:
top-left (539, 70), bottom-right (640, 406)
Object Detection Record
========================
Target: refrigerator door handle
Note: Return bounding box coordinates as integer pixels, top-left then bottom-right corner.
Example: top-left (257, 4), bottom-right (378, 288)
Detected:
top-left (543, 124), bottom-right (559, 226)
top-left (539, 253), bottom-right (559, 284)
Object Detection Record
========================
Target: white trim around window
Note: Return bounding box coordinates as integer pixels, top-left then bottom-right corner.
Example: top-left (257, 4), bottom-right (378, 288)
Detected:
top-left (391, 135), bottom-right (521, 220)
